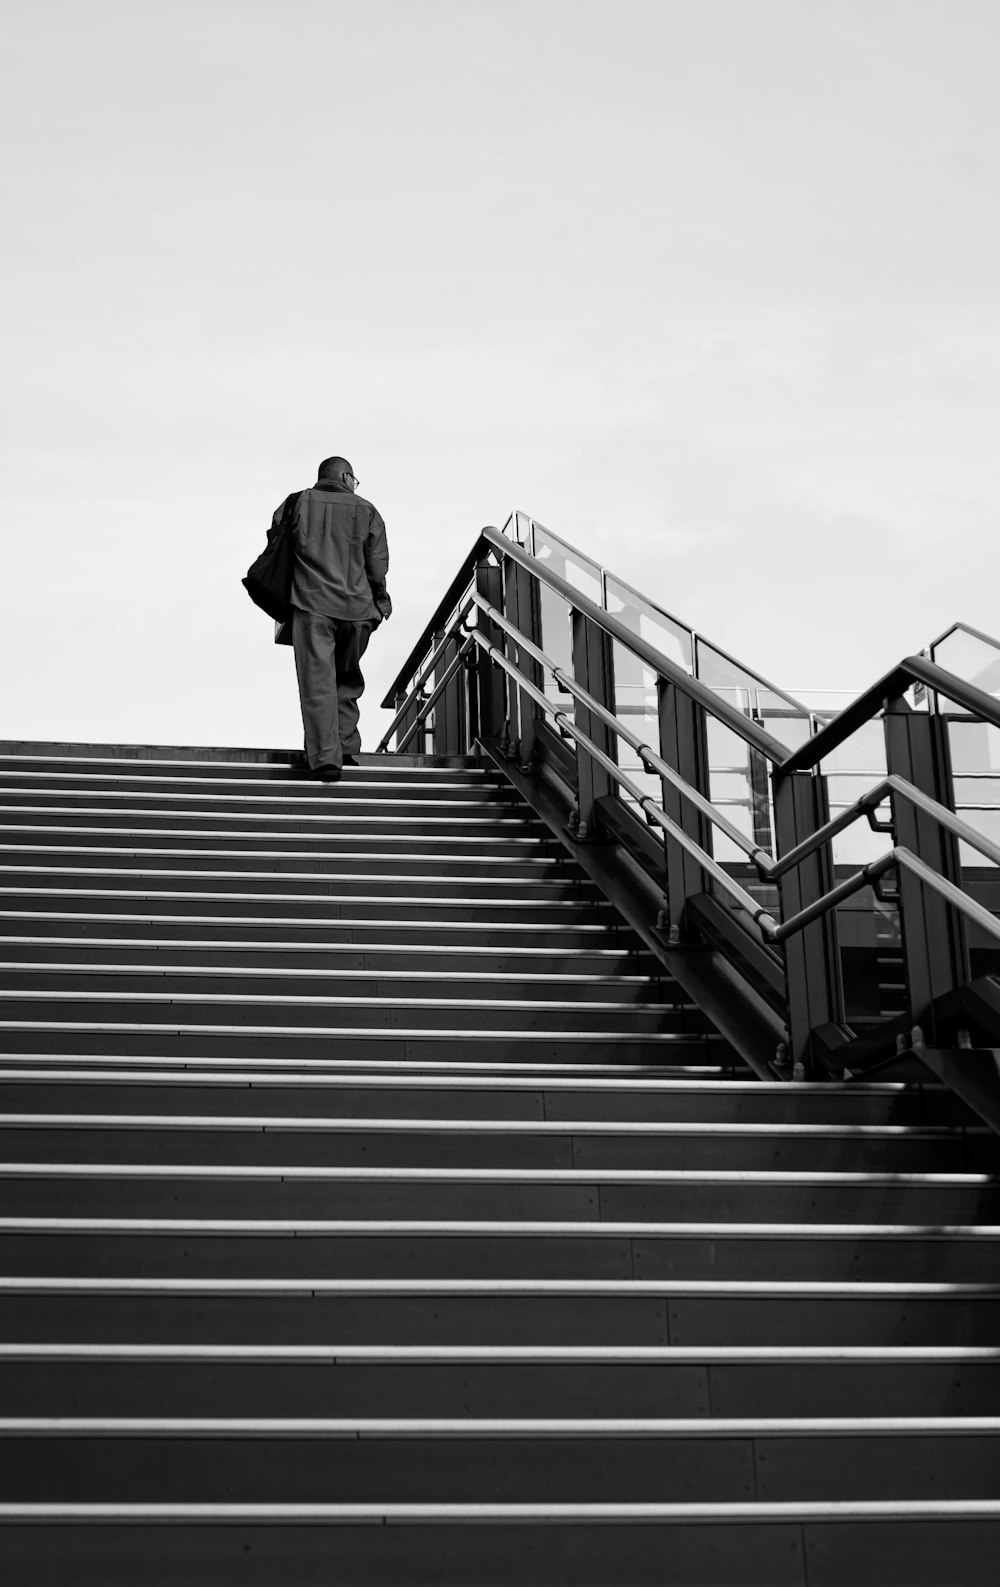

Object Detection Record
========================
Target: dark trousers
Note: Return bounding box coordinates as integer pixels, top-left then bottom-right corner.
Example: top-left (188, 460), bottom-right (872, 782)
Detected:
top-left (292, 607), bottom-right (374, 771)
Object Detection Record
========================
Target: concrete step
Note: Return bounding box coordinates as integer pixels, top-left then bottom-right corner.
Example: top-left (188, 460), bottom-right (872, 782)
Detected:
top-left (4, 1343), bottom-right (999, 1418)
top-left (0, 765), bottom-right (511, 801)
top-left (0, 887), bottom-right (616, 923)
top-left (3, 1416), bottom-right (1000, 1504)
top-left (0, 749), bottom-right (486, 780)
top-left (0, 864), bottom-right (602, 902)
top-left (3, 1276), bottom-right (1000, 1346)
top-left (0, 807), bottom-right (554, 842)
top-left (0, 823), bottom-right (564, 859)
top-left (0, 989), bottom-right (696, 1035)
top-left (0, 936), bottom-right (657, 976)
top-left (0, 960), bottom-right (668, 1005)
top-left (0, 1028), bottom-right (723, 1064)
top-left (0, 911), bottom-right (634, 949)
top-left (0, 789), bottom-right (542, 824)
top-left (0, 842), bottom-right (575, 880)
top-left (3, 1163), bottom-right (995, 1224)
top-left (0, 1066), bottom-right (967, 1126)
top-left (4, 1506), bottom-right (999, 1587)
top-left (0, 1115), bottom-right (979, 1171)
top-left (0, 1218), bottom-right (998, 1281)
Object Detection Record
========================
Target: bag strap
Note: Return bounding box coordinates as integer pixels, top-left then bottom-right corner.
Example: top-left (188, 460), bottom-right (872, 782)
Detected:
top-left (280, 489), bottom-right (303, 531)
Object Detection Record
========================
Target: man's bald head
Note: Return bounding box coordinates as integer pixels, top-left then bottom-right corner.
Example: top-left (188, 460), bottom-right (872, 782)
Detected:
top-left (317, 456), bottom-right (356, 487)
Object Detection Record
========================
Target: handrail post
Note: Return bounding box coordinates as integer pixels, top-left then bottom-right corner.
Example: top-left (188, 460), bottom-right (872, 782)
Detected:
top-left (772, 769), bottom-right (845, 1074)
top-left (657, 679), bottom-right (711, 938)
top-left (393, 688), bottom-right (421, 755)
top-left (503, 556), bottom-right (543, 769)
top-left (432, 628), bottom-right (467, 756)
top-left (570, 609), bottom-right (616, 838)
top-left (474, 556), bottom-right (506, 744)
top-left (884, 693), bottom-right (969, 1036)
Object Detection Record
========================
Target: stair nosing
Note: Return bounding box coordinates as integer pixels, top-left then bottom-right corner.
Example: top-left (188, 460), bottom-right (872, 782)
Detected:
top-left (1, 1217), bottom-right (995, 1242)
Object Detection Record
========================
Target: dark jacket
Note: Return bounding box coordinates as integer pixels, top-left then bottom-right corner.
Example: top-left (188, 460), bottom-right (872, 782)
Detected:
top-left (271, 479), bottom-right (390, 623)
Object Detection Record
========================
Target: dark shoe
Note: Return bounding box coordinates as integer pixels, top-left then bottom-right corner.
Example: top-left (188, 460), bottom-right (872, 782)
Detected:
top-left (342, 756), bottom-right (359, 767)
top-left (315, 765), bottom-right (342, 783)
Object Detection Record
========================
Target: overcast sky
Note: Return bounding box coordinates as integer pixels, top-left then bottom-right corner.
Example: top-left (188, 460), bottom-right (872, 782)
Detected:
top-left (2, 0), bottom-right (998, 751)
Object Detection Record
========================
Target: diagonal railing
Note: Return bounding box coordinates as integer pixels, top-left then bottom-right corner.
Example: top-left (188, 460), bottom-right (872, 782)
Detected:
top-left (379, 521), bottom-right (1000, 1108)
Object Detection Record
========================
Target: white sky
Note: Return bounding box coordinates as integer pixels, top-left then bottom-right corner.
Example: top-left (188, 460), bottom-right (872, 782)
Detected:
top-left (2, 0), bottom-right (999, 750)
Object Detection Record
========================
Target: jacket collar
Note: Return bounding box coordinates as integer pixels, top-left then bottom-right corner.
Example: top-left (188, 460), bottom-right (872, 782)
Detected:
top-left (314, 478), bottom-right (352, 494)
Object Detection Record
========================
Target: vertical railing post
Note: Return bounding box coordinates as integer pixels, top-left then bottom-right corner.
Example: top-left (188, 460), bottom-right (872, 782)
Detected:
top-left (772, 768), bottom-right (845, 1074)
top-left (883, 694), bottom-right (969, 1036)
top-left (502, 556), bottom-right (543, 769)
top-left (475, 556), bottom-right (506, 744)
top-left (432, 628), bottom-right (466, 757)
top-left (394, 687), bottom-right (421, 754)
top-left (656, 679), bottom-right (712, 939)
top-left (570, 609), bottom-right (616, 839)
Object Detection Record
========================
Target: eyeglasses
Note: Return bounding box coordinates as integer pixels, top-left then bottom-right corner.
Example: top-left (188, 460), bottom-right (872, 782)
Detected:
top-left (349, 474), bottom-right (359, 489)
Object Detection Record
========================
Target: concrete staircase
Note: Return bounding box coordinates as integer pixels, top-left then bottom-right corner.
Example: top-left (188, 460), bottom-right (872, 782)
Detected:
top-left (0, 744), bottom-right (998, 1584)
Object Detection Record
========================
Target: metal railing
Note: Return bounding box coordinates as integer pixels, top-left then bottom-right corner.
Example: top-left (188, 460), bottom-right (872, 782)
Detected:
top-left (379, 522), bottom-right (1000, 1085)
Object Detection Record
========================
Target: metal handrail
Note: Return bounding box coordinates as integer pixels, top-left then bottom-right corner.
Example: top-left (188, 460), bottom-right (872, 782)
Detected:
top-left (377, 524), bottom-right (1000, 1089)
top-left (386, 635), bottom-right (475, 754)
top-left (376, 598), bottom-right (474, 752)
top-left (468, 606), bottom-right (1000, 959)
top-left (466, 625), bottom-right (781, 938)
top-left (894, 848), bottom-right (1000, 948)
top-left (510, 513), bottom-right (810, 716)
top-left (382, 529), bottom-right (1000, 795)
top-left (769, 772), bottom-right (1000, 880)
top-left (481, 528), bottom-right (790, 762)
top-left (778, 655), bottom-right (1000, 775)
top-left (381, 526), bottom-right (787, 759)
top-left (474, 594), bottom-right (1000, 887)
top-left (471, 593), bottom-right (770, 869)
top-left (382, 535), bottom-right (491, 705)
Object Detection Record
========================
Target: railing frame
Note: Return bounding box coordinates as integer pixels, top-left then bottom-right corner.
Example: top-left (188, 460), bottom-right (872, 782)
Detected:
top-left (380, 524), bottom-right (1000, 1076)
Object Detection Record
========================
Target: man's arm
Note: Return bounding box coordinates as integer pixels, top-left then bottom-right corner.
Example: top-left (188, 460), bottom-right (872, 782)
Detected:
top-left (365, 509), bottom-right (391, 619)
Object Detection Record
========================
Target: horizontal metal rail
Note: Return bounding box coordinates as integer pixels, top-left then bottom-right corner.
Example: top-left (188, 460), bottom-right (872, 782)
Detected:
top-left (376, 599), bottom-right (474, 752)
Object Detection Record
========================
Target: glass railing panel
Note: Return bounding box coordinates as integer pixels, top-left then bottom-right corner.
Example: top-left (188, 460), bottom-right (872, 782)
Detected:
top-left (705, 716), bottom-right (755, 864)
top-left (604, 575), bottom-right (694, 675)
top-left (818, 720), bottom-right (887, 777)
top-left (931, 627), bottom-right (1000, 697)
top-left (944, 723), bottom-right (1000, 937)
top-left (609, 638), bottom-right (658, 810)
top-left (955, 808), bottom-right (1000, 864)
top-left (793, 689), bottom-right (857, 718)
top-left (953, 776), bottom-right (1000, 806)
top-left (756, 705), bottom-right (812, 755)
top-left (532, 525), bottom-right (604, 606)
top-left (694, 639), bottom-right (767, 701)
top-left (948, 720), bottom-right (1000, 772)
top-left (535, 584), bottom-right (573, 704)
